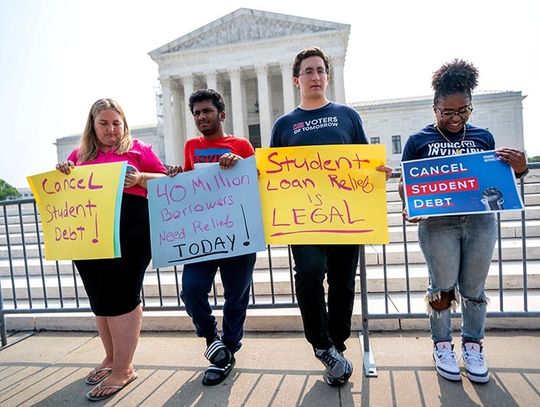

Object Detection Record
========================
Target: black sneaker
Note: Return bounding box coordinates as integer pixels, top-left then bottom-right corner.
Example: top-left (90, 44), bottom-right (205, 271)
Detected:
top-left (315, 346), bottom-right (353, 386)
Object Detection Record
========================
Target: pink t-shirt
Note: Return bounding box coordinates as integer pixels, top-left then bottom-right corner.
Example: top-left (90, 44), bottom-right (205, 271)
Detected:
top-left (67, 139), bottom-right (166, 198)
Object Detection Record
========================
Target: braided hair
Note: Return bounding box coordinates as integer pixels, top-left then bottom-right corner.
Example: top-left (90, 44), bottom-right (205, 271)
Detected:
top-left (432, 59), bottom-right (479, 104)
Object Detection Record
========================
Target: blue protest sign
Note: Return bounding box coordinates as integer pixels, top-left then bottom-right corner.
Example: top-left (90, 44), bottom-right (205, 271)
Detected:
top-left (402, 151), bottom-right (524, 217)
top-left (148, 156), bottom-right (266, 267)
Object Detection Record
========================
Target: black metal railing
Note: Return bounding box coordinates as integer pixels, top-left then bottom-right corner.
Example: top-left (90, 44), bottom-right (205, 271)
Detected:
top-left (1, 163), bottom-right (539, 347)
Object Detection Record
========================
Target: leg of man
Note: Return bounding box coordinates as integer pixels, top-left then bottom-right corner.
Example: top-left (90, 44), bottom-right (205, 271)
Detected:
top-left (326, 244), bottom-right (359, 352)
top-left (181, 260), bottom-right (219, 341)
top-left (219, 253), bottom-right (257, 352)
top-left (291, 244), bottom-right (332, 350)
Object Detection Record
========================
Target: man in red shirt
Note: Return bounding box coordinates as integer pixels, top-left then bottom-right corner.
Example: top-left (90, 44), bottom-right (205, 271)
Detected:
top-left (180, 89), bottom-right (256, 386)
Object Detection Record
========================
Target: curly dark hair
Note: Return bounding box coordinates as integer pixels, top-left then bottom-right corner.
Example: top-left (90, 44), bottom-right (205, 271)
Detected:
top-left (432, 59), bottom-right (479, 104)
top-left (189, 89), bottom-right (225, 114)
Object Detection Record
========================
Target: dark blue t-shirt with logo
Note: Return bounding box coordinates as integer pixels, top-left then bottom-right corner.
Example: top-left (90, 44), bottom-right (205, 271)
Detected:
top-left (402, 123), bottom-right (495, 162)
top-left (270, 102), bottom-right (368, 147)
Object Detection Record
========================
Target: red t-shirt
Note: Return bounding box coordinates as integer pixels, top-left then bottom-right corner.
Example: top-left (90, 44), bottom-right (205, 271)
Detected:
top-left (183, 135), bottom-right (255, 171)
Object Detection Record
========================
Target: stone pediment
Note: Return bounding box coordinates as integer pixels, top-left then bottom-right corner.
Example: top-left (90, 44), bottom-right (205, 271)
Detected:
top-left (150, 8), bottom-right (349, 57)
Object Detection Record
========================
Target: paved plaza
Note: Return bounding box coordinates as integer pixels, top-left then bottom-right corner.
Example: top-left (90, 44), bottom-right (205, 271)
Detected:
top-left (0, 330), bottom-right (539, 406)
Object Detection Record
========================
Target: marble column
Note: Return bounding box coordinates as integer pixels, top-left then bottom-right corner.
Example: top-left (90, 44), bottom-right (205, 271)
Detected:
top-left (206, 71), bottom-right (218, 91)
top-left (171, 82), bottom-right (184, 165)
top-left (181, 75), bottom-right (196, 139)
top-left (280, 62), bottom-right (295, 113)
top-left (230, 68), bottom-right (245, 137)
top-left (159, 77), bottom-right (178, 165)
top-left (256, 64), bottom-right (272, 147)
top-left (241, 80), bottom-right (248, 137)
top-left (332, 56), bottom-right (346, 103)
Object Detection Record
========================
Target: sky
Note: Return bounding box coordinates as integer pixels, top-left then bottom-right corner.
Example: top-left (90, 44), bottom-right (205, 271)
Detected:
top-left (1, 0), bottom-right (539, 188)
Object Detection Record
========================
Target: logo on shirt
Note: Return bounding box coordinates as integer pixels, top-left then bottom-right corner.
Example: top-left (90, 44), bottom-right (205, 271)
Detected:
top-left (427, 140), bottom-right (482, 156)
top-left (193, 148), bottom-right (230, 164)
top-left (293, 116), bottom-right (339, 134)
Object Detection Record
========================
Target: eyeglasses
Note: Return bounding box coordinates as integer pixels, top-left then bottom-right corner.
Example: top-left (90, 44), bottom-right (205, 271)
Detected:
top-left (435, 104), bottom-right (473, 118)
top-left (298, 67), bottom-right (327, 78)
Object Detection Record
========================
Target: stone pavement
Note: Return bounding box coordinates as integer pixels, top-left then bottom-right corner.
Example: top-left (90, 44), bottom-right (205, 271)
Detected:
top-left (0, 330), bottom-right (539, 406)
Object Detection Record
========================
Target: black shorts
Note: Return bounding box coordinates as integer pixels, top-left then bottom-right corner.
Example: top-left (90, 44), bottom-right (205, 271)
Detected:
top-left (74, 193), bottom-right (151, 316)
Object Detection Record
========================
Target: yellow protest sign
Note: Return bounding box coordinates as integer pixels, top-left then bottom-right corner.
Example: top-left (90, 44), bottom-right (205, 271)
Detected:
top-left (27, 162), bottom-right (126, 260)
top-left (256, 145), bottom-right (389, 244)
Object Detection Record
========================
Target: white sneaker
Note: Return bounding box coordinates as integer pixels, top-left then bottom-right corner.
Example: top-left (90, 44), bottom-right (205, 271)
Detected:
top-left (462, 342), bottom-right (490, 383)
top-left (432, 341), bottom-right (461, 381)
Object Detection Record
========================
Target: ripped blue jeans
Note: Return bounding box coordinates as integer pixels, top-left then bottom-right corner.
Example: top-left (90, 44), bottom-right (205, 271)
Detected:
top-left (418, 214), bottom-right (497, 343)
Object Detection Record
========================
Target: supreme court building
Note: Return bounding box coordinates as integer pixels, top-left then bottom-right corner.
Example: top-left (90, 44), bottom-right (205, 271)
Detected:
top-left (56, 8), bottom-right (526, 168)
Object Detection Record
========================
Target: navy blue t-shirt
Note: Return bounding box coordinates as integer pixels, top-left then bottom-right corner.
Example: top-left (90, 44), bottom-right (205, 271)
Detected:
top-left (270, 102), bottom-right (368, 147)
top-left (402, 123), bottom-right (495, 162)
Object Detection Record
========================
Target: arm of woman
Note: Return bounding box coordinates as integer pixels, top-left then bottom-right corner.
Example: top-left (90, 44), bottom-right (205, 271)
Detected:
top-left (496, 147), bottom-right (528, 177)
top-left (128, 141), bottom-right (169, 189)
top-left (124, 169), bottom-right (167, 189)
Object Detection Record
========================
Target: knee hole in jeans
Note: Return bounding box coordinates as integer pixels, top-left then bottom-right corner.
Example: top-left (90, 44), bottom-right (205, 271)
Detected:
top-left (461, 294), bottom-right (489, 309)
top-left (425, 289), bottom-right (459, 314)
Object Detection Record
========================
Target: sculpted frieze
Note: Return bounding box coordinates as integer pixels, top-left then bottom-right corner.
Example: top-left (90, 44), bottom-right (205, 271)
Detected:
top-left (165, 15), bottom-right (337, 53)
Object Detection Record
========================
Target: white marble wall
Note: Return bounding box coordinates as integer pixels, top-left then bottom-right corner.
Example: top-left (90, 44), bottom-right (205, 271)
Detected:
top-left (355, 91), bottom-right (525, 169)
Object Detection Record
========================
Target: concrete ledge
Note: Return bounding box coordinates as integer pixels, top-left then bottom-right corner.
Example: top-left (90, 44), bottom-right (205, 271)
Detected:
top-left (5, 312), bottom-right (540, 333)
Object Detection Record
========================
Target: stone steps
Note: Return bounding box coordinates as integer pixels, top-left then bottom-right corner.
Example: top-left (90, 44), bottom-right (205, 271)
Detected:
top-left (4, 288), bottom-right (539, 332)
top-left (2, 260), bottom-right (539, 303)
top-left (1, 235), bottom-right (538, 277)
top-left (2, 200), bottom-right (539, 229)
top-left (1, 217), bottom-right (539, 248)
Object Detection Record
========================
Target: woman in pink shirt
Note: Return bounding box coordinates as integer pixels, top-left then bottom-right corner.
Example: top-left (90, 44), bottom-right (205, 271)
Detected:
top-left (56, 98), bottom-right (166, 401)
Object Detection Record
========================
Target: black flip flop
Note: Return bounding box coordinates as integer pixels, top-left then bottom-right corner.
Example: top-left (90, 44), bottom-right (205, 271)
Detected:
top-left (85, 367), bottom-right (112, 385)
top-left (85, 372), bottom-right (138, 402)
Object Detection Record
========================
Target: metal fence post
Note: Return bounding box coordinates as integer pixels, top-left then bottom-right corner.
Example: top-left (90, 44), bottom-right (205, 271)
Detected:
top-left (0, 279), bottom-right (6, 346)
top-left (359, 244), bottom-right (377, 377)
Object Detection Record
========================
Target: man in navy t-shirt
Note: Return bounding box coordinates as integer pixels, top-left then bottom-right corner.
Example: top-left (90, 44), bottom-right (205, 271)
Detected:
top-left (270, 46), bottom-right (392, 386)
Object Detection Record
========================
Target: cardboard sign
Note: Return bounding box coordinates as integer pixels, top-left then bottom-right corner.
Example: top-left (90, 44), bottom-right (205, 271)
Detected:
top-left (256, 145), bottom-right (389, 244)
top-left (27, 162), bottom-right (125, 260)
top-left (148, 156), bottom-right (265, 267)
top-left (402, 151), bottom-right (524, 217)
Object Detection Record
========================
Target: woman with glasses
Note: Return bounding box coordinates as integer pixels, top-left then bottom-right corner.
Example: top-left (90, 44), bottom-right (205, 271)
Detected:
top-left (398, 59), bottom-right (528, 384)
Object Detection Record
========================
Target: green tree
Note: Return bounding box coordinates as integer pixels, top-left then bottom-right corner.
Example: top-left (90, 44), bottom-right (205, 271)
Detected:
top-left (529, 155), bottom-right (540, 163)
top-left (0, 179), bottom-right (22, 201)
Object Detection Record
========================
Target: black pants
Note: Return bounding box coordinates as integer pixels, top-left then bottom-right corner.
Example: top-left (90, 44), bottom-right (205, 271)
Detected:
top-left (291, 244), bottom-right (359, 352)
top-left (75, 194), bottom-right (151, 316)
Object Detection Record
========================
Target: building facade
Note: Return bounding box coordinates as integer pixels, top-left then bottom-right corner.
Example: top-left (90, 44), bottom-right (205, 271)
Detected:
top-left (55, 8), bottom-right (526, 170)
top-left (148, 8), bottom-right (350, 165)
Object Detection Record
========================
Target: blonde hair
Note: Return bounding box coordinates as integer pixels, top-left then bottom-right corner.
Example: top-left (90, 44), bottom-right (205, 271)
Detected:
top-left (78, 98), bottom-right (133, 162)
